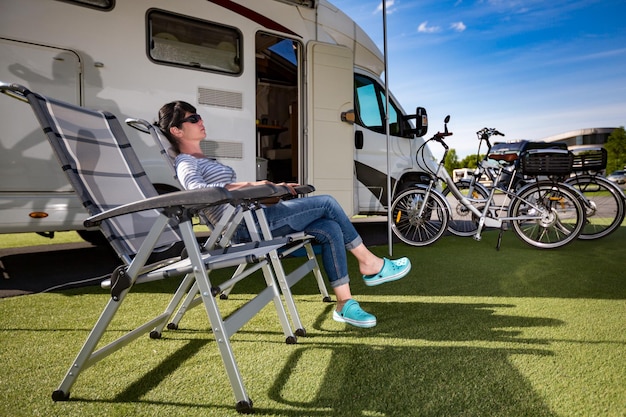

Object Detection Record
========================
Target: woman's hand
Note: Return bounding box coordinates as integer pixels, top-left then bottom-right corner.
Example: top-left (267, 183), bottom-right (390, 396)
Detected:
top-left (224, 181), bottom-right (302, 205)
top-left (276, 182), bottom-right (301, 196)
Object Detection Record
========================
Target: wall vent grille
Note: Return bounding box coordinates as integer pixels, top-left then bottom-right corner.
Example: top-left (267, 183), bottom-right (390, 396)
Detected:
top-left (200, 140), bottom-right (243, 159)
top-left (198, 87), bottom-right (243, 109)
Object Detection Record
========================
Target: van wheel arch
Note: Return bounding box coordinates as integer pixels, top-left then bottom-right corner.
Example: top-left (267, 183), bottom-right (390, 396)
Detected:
top-left (394, 173), bottom-right (431, 196)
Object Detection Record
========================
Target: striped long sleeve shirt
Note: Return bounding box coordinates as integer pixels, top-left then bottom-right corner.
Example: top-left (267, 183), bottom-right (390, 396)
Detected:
top-left (175, 153), bottom-right (237, 226)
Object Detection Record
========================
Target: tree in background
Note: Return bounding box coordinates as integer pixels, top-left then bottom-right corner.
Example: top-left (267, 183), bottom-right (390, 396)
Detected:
top-left (458, 153), bottom-right (486, 169)
top-left (444, 148), bottom-right (460, 174)
top-left (605, 126), bottom-right (626, 173)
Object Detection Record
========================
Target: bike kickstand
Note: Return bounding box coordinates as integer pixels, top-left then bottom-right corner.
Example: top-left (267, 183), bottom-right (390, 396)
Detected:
top-left (496, 225), bottom-right (505, 251)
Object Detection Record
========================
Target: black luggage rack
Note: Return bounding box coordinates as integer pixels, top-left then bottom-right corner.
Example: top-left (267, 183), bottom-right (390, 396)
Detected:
top-left (570, 147), bottom-right (607, 172)
top-left (521, 148), bottom-right (574, 176)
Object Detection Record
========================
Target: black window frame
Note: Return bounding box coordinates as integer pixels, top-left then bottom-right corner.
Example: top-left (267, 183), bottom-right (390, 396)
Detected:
top-left (146, 9), bottom-right (243, 76)
top-left (55, 0), bottom-right (115, 11)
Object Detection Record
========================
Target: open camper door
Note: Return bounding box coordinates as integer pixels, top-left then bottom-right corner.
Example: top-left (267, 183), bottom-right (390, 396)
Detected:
top-left (306, 42), bottom-right (355, 215)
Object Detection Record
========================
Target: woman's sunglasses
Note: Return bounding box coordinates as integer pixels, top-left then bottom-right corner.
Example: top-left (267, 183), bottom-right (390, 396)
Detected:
top-left (180, 114), bottom-right (202, 124)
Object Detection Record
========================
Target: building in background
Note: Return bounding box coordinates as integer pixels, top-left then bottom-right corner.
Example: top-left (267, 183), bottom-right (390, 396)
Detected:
top-left (541, 128), bottom-right (617, 150)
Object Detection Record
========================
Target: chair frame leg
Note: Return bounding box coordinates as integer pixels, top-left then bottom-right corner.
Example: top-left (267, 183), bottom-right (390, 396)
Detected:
top-left (166, 203), bottom-right (331, 335)
top-left (53, 214), bottom-right (173, 399)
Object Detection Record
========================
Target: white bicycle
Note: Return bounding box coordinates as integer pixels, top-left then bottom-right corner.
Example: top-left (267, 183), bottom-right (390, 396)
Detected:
top-left (390, 116), bottom-right (587, 249)
top-left (443, 127), bottom-right (625, 240)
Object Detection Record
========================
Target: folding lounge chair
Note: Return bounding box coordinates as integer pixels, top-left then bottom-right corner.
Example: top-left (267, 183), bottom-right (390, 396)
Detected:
top-left (126, 118), bottom-right (331, 336)
top-left (0, 82), bottom-right (301, 414)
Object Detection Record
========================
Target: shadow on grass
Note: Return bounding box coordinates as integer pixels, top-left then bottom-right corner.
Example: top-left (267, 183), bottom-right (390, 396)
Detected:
top-left (268, 299), bottom-right (561, 416)
top-left (61, 345), bottom-right (558, 417)
top-left (113, 338), bottom-right (210, 403)
top-left (0, 243), bottom-right (120, 297)
top-left (310, 301), bottom-right (563, 344)
top-left (3, 224), bottom-right (621, 415)
top-left (54, 300), bottom-right (561, 416)
top-left (265, 344), bottom-right (557, 416)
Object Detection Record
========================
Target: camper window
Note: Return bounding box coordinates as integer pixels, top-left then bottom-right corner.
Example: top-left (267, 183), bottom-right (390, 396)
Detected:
top-left (147, 10), bottom-right (241, 75)
top-left (56, 0), bottom-right (114, 10)
top-left (354, 74), bottom-right (413, 138)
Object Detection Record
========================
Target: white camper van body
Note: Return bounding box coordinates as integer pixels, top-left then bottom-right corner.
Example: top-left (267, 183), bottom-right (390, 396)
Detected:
top-left (0, 0), bottom-right (435, 238)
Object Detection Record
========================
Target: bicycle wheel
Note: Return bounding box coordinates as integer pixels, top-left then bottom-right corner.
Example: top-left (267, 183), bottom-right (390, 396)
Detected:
top-left (391, 187), bottom-right (449, 246)
top-left (442, 180), bottom-right (490, 236)
top-left (565, 175), bottom-right (626, 240)
top-left (509, 182), bottom-right (585, 249)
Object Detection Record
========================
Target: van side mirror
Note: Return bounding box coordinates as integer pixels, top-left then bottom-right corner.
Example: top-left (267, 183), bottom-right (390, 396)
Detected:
top-left (414, 107), bottom-right (428, 137)
top-left (400, 107), bottom-right (428, 137)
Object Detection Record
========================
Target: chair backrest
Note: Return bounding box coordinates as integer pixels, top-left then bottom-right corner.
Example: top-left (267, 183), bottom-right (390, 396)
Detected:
top-left (1, 83), bottom-right (181, 258)
top-left (126, 118), bottom-right (179, 182)
top-left (126, 118), bottom-right (221, 229)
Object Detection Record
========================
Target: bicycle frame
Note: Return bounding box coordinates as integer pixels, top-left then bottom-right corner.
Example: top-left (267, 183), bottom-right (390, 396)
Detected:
top-left (435, 159), bottom-right (559, 242)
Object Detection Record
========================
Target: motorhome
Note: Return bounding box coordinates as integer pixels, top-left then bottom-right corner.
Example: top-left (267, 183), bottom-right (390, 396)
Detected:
top-left (452, 168), bottom-right (491, 186)
top-left (0, 0), bottom-right (435, 244)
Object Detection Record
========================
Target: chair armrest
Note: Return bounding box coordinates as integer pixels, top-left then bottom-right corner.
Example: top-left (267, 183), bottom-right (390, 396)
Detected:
top-left (84, 184), bottom-right (291, 227)
top-left (271, 184), bottom-right (316, 200)
top-left (294, 184), bottom-right (315, 195)
top-left (228, 183), bottom-right (283, 201)
top-left (84, 187), bottom-right (232, 227)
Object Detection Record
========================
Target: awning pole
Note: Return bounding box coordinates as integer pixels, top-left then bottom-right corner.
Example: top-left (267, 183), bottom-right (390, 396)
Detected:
top-left (382, 0), bottom-right (393, 257)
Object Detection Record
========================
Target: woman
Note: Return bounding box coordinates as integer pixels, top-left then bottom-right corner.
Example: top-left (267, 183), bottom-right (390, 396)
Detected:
top-left (157, 101), bottom-right (411, 328)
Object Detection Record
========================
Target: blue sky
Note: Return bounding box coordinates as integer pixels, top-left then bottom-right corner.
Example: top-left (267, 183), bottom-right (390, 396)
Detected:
top-left (330, 0), bottom-right (626, 159)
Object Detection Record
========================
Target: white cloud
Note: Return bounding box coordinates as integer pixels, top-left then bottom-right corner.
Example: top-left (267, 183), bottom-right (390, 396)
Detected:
top-left (418, 21), bottom-right (441, 33)
top-left (451, 21), bottom-right (467, 32)
top-left (375, 0), bottom-right (396, 14)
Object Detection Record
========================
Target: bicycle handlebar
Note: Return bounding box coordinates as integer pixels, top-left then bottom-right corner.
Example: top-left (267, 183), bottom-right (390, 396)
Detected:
top-left (434, 131), bottom-right (453, 139)
top-left (416, 117), bottom-right (454, 168)
top-left (431, 130), bottom-right (453, 150)
top-left (477, 127), bottom-right (505, 140)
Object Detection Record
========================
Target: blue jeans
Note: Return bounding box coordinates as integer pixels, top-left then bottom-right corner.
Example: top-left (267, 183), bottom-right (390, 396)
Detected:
top-left (261, 195), bottom-right (363, 288)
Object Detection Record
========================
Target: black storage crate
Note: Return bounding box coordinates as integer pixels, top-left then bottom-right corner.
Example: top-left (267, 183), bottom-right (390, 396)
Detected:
top-left (571, 147), bottom-right (607, 172)
top-left (488, 140), bottom-right (528, 162)
top-left (488, 140), bottom-right (568, 164)
top-left (520, 149), bottom-right (573, 176)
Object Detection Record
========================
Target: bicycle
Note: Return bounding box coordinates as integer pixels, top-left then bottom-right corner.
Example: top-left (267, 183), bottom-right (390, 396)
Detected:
top-left (443, 128), bottom-right (625, 240)
top-left (565, 148), bottom-right (625, 239)
top-left (390, 116), bottom-right (586, 249)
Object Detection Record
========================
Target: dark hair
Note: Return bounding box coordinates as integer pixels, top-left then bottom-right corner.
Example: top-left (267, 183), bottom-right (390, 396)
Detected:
top-left (155, 101), bottom-right (197, 154)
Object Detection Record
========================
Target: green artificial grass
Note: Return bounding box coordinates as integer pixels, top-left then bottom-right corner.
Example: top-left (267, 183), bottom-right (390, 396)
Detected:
top-left (1, 226), bottom-right (625, 416)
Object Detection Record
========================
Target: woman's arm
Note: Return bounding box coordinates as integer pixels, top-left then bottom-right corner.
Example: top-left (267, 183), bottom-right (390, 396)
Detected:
top-left (226, 181), bottom-right (300, 196)
top-left (225, 180), bottom-right (270, 190)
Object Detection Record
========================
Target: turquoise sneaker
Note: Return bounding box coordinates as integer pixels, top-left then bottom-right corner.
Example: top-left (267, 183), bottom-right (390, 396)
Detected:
top-left (363, 257), bottom-right (411, 287)
top-left (332, 299), bottom-right (376, 328)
